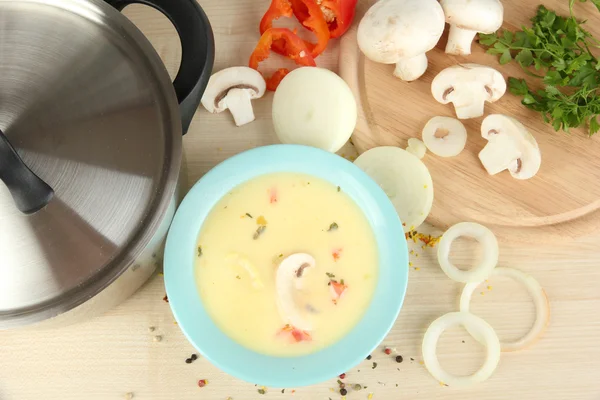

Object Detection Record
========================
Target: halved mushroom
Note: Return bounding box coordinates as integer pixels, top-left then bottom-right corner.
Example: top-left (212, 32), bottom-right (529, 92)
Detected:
top-left (201, 67), bottom-right (266, 127)
top-left (478, 114), bottom-right (541, 180)
top-left (440, 0), bottom-right (504, 56)
top-left (431, 64), bottom-right (506, 119)
top-left (276, 253), bottom-right (316, 331)
top-left (357, 0), bottom-right (445, 81)
top-left (422, 116), bottom-right (467, 157)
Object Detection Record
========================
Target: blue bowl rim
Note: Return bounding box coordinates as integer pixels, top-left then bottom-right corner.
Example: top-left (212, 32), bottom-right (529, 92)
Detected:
top-left (164, 144), bottom-right (408, 387)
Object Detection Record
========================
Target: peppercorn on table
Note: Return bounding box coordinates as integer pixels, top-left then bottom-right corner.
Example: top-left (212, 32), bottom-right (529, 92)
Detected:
top-left (2, 2), bottom-right (600, 400)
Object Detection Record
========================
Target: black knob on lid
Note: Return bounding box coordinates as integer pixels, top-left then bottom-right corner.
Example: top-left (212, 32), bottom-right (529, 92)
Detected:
top-left (0, 129), bottom-right (54, 214)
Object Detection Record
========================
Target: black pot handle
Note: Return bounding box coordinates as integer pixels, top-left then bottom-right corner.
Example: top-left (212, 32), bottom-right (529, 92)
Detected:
top-left (106, 0), bottom-right (215, 134)
top-left (0, 130), bottom-right (54, 214)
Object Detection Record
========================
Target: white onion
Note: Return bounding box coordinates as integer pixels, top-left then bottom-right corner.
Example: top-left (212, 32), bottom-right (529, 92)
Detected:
top-left (276, 253), bottom-right (316, 331)
top-left (460, 267), bottom-right (550, 352)
top-left (272, 67), bottom-right (357, 153)
top-left (354, 146), bottom-right (433, 232)
top-left (406, 138), bottom-right (427, 159)
top-left (437, 222), bottom-right (498, 283)
top-left (422, 116), bottom-right (467, 157)
top-left (422, 311), bottom-right (501, 387)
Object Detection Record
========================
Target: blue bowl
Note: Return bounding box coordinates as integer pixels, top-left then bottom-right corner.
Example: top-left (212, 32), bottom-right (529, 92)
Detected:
top-left (164, 144), bottom-right (408, 387)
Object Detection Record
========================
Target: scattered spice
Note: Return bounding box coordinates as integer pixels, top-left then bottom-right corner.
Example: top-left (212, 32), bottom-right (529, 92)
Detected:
top-left (185, 354), bottom-right (199, 364)
top-left (462, 340), bottom-right (465, 343)
top-left (191, 354), bottom-right (198, 360)
top-left (340, 279), bottom-right (345, 285)
top-left (372, 362), bottom-right (378, 369)
top-left (410, 357), bottom-right (414, 361)
top-left (185, 358), bottom-right (192, 364)
top-left (396, 355), bottom-right (403, 363)
top-left (163, 295), bottom-right (169, 303)
top-left (384, 347), bottom-right (392, 355)
top-left (236, 275), bottom-right (241, 280)
top-left (257, 216), bottom-right (267, 225)
top-left (153, 335), bottom-right (162, 342)
top-left (337, 186), bottom-right (341, 192)
top-left (245, 213), bottom-right (253, 218)
top-left (197, 246), bottom-right (203, 257)
top-left (339, 373), bottom-right (346, 379)
top-left (327, 222), bottom-right (339, 231)
top-left (487, 285), bottom-right (493, 290)
top-left (326, 272), bottom-right (336, 278)
top-left (366, 355), bottom-right (372, 360)
top-left (258, 387), bottom-right (267, 394)
top-left (253, 225), bottom-right (266, 240)
top-left (353, 384), bottom-right (362, 391)
top-left (340, 388), bottom-right (347, 396)
top-left (278, 254), bottom-right (283, 258)
top-left (148, 326), bottom-right (155, 332)
top-left (281, 389), bottom-right (285, 393)
top-left (198, 379), bottom-right (208, 388)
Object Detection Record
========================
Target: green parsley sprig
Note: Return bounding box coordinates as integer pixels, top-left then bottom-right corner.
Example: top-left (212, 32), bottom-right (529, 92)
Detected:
top-left (479, 1), bottom-right (600, 135)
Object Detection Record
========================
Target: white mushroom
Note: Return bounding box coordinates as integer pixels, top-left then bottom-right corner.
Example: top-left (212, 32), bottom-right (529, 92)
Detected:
top-left (422, 116), bottom-right (467, 157)
top-left (357, 0), bottom-right (445, 81)
top-left (478, 114), bottom-right (541, 180)
top-left (431, 64), bottom-right (506, 119)
top-left (440, 0), bottom-right (504, 56)
top-left (406, 138), bottom-right (427, 159)
top-left (201, 67), bottom-right (266, 127)
top-left (276, 253), bottom-right (316, 331)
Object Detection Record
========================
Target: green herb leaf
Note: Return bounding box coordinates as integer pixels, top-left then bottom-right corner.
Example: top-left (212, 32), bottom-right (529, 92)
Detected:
top-left (253, 225), bottom-right (266, 240)
top-left (327, 222), bottom-right (339, 231)
top-left (245, 213), bottom-right (253, 218)
top-left (326, 272), bottom-right (336, 278)
top-left (197, 246), bottom-right (203, 257)
top-left (499, 50), bottom-right (512, 65)
top-left (515, 49), bottom-right (534, 67)
top-left (480, 4), bottom-right (600, 135)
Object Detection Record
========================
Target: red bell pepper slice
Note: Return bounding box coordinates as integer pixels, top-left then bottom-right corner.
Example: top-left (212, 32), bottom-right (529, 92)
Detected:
top-left (249, 27), bottom-right (316, 91)
top-left (292, 0), bottom-right (358, 38)
top-left (259, 0), bottom-right (330, 58)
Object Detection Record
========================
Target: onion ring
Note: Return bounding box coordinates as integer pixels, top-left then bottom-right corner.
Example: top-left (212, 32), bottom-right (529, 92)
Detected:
top-left (437, 222), bottom-right (499, 283)
top-left (422, 312), bottom-right (501, 387)
top-left (460, 267), bottom-right (550, 352)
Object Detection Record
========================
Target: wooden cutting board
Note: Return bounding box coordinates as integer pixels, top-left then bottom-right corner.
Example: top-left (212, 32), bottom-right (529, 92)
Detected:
top-left (339, 0), bottom-right (600, 244)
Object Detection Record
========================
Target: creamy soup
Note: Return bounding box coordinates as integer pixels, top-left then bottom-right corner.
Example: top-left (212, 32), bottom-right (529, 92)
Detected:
top-left (195, 172), bottom-right (378, 356)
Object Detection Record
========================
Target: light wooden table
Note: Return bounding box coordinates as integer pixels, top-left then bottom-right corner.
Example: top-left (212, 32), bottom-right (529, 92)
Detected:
top-left (2, 3), bottom-right (600, 400)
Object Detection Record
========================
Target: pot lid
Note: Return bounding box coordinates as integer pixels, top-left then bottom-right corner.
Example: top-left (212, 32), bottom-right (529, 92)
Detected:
top-left (0, 0), bottom-right (182, 327)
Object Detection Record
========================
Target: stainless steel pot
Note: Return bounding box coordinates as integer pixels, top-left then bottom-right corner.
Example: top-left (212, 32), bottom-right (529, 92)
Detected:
top-left (0, 0), bottom-right (214, 329)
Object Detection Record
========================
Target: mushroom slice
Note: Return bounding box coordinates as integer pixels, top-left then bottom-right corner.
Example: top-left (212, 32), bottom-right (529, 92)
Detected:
top-left (201, 67), bottom-right (266, 127)
top-left (479, 114), bottom-right (541, 180)
top-left (440, 0), bottom-right (504, 56)
top-left (357, 0), bottom-right (445, 81)
top-left (354, 147), bottom-right (433, 232)
top-left (431, 64), bottom-right (506, 119)
top-left (422, 116), bottom-right (467, 157)
top-left (406, 138), bottom-right (427, 159)
top-left (276, 253), bottom-right (316, 331)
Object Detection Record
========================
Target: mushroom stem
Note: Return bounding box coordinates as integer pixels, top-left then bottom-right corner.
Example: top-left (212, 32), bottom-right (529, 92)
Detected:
top-left (446, 25), bottom-right (478, 56)
top-left (394, 53), bottom-right (428, 82)
top-left (454, 90), bottom-right (487, 120)
top-left (226, 88), bottom-right (256, 126)
top-left (478, 135), bottom-right (522, 175)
